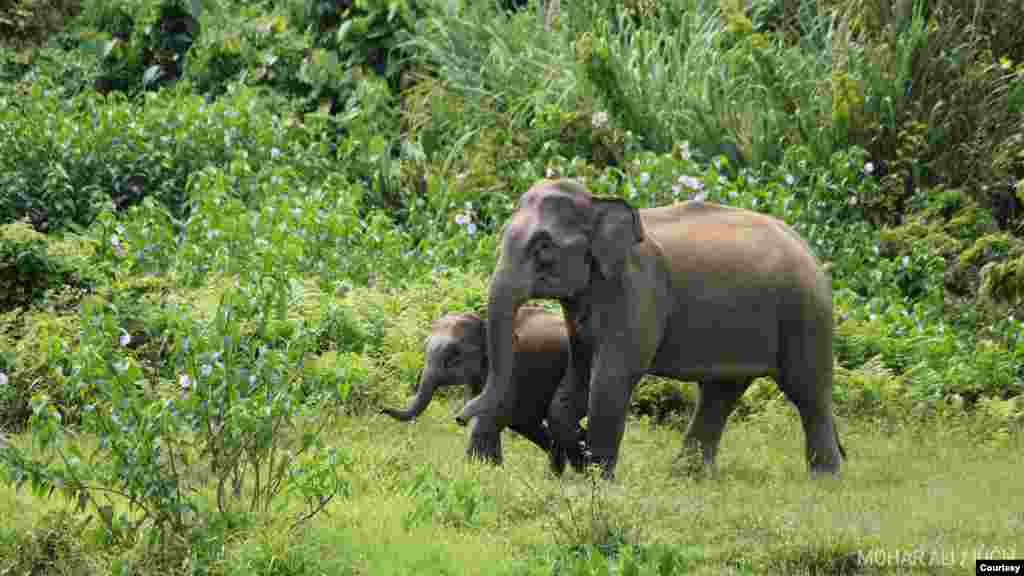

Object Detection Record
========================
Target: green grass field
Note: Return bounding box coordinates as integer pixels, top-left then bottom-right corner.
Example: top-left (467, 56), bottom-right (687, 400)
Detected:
top-left (4, 390), bottom-right (1020, 575)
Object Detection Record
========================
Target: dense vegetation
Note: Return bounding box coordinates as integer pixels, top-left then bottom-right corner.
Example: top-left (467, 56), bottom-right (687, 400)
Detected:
top-left (1, 0), bottom-right (1022, 573)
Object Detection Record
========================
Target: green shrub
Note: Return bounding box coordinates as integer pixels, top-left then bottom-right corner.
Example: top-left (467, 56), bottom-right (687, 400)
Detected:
top-left (0, 222), bottom-right (90, 312)
top-left (0, 509), bottom-right (95, 575)
top-left (833, 292), bottom-right (1024, 405)
top-left (74, 0), bottom-right (135, 39)
top-left (0, 84), bottom-right (331, 231)
top-left (0, 266), bottom-right (351, 550)
top-left (0, 0), bottom-right (79, 45)
top-left (185, 8), bottom-right (309, 98)
top-left (630, 378), bottom-right (695, 424)
top-left (79, 0), bottom-right (200, 93)
top-left (402, 462), bottom-right (489, 530)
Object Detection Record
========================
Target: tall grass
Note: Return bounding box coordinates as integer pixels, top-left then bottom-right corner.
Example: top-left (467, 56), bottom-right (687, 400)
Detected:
top-left (407, 2), bottom-right (578, 159)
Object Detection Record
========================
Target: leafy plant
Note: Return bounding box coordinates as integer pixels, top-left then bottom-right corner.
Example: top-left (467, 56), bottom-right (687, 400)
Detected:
top-left (0, 84), bottom-right (331, 231)
top-left (0, 0), bottom-right (79, 44)
top-left (0, 265), bottom-right (352, 549)
top-left (402, 462), bottom-right (488, 530)
top-left (0, 222), bottom-right (88, 312)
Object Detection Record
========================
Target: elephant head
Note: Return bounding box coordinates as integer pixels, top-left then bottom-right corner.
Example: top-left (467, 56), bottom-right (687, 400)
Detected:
top-left (456, 179), bottom-right (644, 426)
top-left (382, 313), bottom-right (486, 421)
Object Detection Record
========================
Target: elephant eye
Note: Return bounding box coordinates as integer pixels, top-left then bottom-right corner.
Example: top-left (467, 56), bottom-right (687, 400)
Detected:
top-left (533, 236), bottom-right (557, 262)
top-left (444, 350), bottom-right (462, 368)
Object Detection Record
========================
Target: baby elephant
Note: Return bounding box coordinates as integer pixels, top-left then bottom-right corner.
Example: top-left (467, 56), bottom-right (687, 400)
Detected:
top-left (381, 307), bottom-right (585, 475)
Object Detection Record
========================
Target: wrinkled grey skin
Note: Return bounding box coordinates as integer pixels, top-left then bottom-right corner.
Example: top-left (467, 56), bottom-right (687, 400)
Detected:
top-left (457, 179), bottom-right (846, 479)
top-left (381, 307), bottom-right (587, 475)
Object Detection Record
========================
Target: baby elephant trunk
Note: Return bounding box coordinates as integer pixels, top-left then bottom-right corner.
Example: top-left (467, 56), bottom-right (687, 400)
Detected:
top-left (380, 369), bottom-right (438, 422)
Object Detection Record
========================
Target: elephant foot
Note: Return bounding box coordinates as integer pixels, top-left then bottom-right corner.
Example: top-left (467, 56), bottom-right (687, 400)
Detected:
top-left (803, 417), bottom-right (844, 478)
top-left (548, 445), bottom-right (567, 477)
top-left (549, 441), bottom-right (588, 476)
top-left (466, 416), bottom-right (503, 466)
top-left (807, 449), bottom-right (842, 479)
top-left (466, 436), bottom-right (503, 466)
top-left (547, 426), bottom-right (589, 476)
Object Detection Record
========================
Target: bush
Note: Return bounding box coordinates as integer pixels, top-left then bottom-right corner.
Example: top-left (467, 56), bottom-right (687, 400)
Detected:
top-left (0, 221), bottom-right (90, 312)
top-left (79, 0), bottom-right (200, 93)
top-left (0, 0), bottom-right (79, 45)
top-left (630, 378), bottom-right (695, 424)
top-left (0, 84), bottom-right (331, 231)
top-left (402, 462), bottom-right (489, 530)
top-left (0, 509), bottom-right (95, 575)
top-left (185, 9), bottom-right (309, 98)
top-left (0, 265), bottom-right (351, 550)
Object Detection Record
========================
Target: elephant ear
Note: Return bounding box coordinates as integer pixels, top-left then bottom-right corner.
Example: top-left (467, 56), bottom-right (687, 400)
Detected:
top-left (590, 197), bottom-right (644, 279)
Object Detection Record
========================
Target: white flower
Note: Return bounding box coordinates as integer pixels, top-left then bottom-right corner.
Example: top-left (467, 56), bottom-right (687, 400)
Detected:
top-left (271, 147), bottom-right (281, 159)
top-left (671, 185), bottom-right (681, 196)
top-left (677, 175), bottom-right (704, 191)
top-left (119, 332), bottom-right (131, 347)
top-left (0, 372), bottom-right (8, 387)
top-left (467, 222), bottom-right (477, 235)
top-left (201, 364), bottom-right (212, 377)
top-left (455, 213), bottom-right (470, 226)
top-left (179, 374), bottom-right (191, 390)
top-left (639, 172), bottom-right (651, 186)
top-left (591, 110), bottom-right (609, 129)
top-left (546, 167), bottom-right (557, 178)
top-left (110, 235), bottom-right (125, 257)
top-left (785, 174), bottom-right (796, 186)
top-left (864, 162), bottom-right (875, 174)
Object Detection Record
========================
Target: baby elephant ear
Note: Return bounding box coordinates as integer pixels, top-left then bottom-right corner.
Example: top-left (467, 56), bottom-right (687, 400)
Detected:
top-left (590, 197), bottom-right (644, 279)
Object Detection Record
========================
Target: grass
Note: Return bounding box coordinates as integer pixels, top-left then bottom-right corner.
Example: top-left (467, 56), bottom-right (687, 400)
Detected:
top-left (4, 386), bottom-right (1020, 575)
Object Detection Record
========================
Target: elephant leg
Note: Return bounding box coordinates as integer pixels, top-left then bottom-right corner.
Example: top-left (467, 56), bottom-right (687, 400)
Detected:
top-left (508, 419), bottom-right (552, 453)
top-left (507, 419), bottom-right (571, 477)
top-left (680, 379), bottom-right (752, 473)
top-left (775, 300), bottom-right (844, 476)
top-left (586, 370), bottom-right (642, 479)
top-left (465, 415), bottom-right (503, 466)
top-left (547, 377), bottom-right (587, 475)
top-left (777, 376), bottom-right (842, 476)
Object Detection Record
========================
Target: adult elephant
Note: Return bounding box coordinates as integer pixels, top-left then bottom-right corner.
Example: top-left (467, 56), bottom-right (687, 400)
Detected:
top-left (456, 179), bottom-right (845, 478)
top-left (382, 307), bottom-right (586, 475)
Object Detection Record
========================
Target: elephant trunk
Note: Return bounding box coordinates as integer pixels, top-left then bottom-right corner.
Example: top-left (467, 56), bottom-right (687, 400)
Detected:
top-left (381, 369), bottom-right (436, 422)
top-left (456, 264), bottom-right (531, 426)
